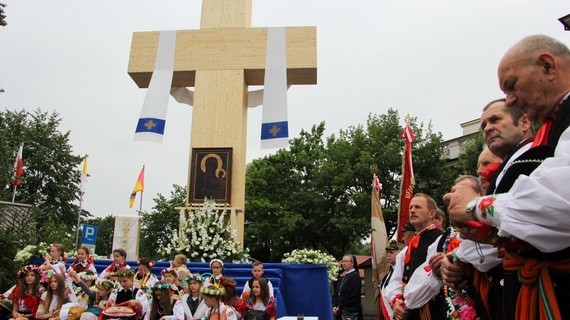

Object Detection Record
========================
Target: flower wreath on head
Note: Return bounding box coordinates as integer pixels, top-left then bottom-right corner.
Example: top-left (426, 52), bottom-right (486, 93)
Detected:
top-left (200, 278), bottom-right (225, 296)
top-left (186, 273), bottom-right (203, 283)
top-left (150, 281), bottom-right (176, 291)
top-left (96, 279), bottom-right (115, 292)
top-left (18, 264), bottom-right (40, 277)
top-left (79, 271), bottom-right (98, 281)
top-left (161, 268), bottom-right (178, 277)
top-left (115, 268), bottom-right (135, 278)
top-left (137, 258), bottom-right (155, 268)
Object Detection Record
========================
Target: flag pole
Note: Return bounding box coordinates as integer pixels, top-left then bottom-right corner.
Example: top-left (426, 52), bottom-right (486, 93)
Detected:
top-left (75, 154), bottom-right (88, 249)
top-left (75, 192), bottom-right (83, 249)
top-left (138, 190), bottom-right (143, 214)
top-left (11, 184), bottom-right (17, 203)
top-left (138, 165), bottom-right (145, 214)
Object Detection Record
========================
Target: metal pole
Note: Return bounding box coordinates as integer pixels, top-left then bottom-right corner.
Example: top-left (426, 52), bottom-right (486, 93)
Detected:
top-left (138, 190), bottom-right (143, 214)
top-left (11, 184), bottom-right (17, 203)
top-left (75, 193), bottom-right (83, 249)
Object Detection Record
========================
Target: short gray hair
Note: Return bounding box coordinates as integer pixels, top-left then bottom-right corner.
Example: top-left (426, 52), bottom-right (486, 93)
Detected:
top-left (455, 175), bottom-right (482, 194)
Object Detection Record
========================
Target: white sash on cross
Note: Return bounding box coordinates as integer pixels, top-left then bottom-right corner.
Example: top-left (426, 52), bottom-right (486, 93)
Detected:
top-left (260, 27), bottom-right (289, 149)
top-left (134, 30), bottom-right (177, 143)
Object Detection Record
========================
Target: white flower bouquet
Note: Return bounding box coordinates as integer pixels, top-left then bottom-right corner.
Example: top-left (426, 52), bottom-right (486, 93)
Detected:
top-left (282, 248), bottom-right (340, 283)
top-left (158, 200), bottom-right (250, 262)
top-left (14, 242), bottom-right (51, 266)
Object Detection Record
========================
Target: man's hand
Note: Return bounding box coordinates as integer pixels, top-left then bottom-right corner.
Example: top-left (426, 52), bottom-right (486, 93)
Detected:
top-left (392, 299), bottom-right (409, 320)
top-left (443, 182), bottom-right (479, 226)
top-left (332, 306), bottom-right (340, 316)
top-left (429, 253), bottom-right (444, 279)
top-left (440, 253), bottom-right (471, 289)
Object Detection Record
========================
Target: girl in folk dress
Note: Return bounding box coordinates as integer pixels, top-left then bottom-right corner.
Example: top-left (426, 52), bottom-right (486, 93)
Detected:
top-left (243, 278), bottom-right (276, 320)
top-left (39, 244), bottom-right (66, 275)
top-left (9, 265), bottom-right (44, 320)
top-left (201, 282), bottom-right (236, 320)
top-left (134, 258), bottom-right (158, 293)
top-left (220, 277), bottom-right (244, 320)
top-left (209, 260), bottom-right (224, 281)
top-left (148, 282), bottom-right (184, 320)
top-left (160, 269), bottom-right (180, 297)
top-left (181, 274), bottom-right (207, 320)
top-left (99, 249), bottom-right (130, 280)
top-left (68, 271), bottom-right (97, 309)
top-left (36, 274), bottom-right (69, 320)
top-left (78, 279), bottom-right (114, 320)
top-left (67, 246), bottom-right (97, 276)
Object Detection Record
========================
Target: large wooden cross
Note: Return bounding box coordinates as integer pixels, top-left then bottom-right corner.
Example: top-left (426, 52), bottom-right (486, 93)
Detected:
top-left (127, 0), bottom-right (317, 245)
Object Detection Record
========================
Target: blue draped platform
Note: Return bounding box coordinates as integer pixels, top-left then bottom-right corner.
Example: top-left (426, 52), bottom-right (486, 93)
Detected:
top-left (67, 260), bottom-right (332, 320)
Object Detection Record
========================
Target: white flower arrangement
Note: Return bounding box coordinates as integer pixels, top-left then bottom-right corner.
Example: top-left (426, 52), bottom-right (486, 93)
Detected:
top-left (158, 200), bottom-right (250, 262)
top-left (13, 242), bottom-right (51, 266)
top-left (282, 248), bottom-right (340, 283)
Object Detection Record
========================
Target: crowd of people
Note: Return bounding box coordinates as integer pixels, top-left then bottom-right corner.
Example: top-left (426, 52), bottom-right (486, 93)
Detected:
top-left (4, 32), bottom-right (570, 320)
top-left (363, 34), bottom-right (570, 320)
top-left (0, 246), bottom-right (276, 320)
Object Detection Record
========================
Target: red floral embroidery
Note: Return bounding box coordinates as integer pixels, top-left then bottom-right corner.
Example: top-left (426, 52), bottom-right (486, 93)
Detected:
top-left (478, 196), bottom-right (496, 219)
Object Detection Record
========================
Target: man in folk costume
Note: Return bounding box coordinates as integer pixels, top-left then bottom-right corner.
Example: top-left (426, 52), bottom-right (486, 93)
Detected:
top-left (379, 241), bottom-right (399, 320)
top-left (444, 34), bottom-right (570, 320)
top-left (441, 98), bottom-right (535, 320)
top-left (403, 176), bottom-right (499, 320)
top-left (384, 193), bottom-right (444, 320)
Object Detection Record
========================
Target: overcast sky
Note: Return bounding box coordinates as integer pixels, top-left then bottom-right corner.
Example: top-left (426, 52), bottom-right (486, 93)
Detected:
top-left (1, 0), bottom-right (568, 218)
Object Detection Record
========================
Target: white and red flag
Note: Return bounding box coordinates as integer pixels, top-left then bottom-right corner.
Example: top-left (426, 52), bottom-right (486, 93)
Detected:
top-left (12, 143), bottom-right (23, 187)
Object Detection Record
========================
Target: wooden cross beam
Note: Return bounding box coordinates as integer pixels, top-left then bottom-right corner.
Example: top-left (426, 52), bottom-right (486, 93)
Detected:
top-left (127, 0), bottom-right (317, 245)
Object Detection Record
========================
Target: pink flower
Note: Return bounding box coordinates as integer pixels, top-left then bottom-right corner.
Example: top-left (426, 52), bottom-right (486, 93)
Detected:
top-left (452, 294), bottom-right (465, 306)
top-left (459, 304), bottom-right (477, 320)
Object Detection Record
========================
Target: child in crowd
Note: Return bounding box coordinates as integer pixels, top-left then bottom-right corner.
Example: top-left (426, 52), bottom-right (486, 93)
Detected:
top-left (68, 271), bottom-right (97, 309)
top-left (148, 282), bottom-right (184, 320)
top-left (99, 249), bottom-right (130, 280)
top-left (105, 269), bottom-right (149, 320)
top-left (181, 274), bottom-right (207, 320)
top-left (9, 265), bottom-right (44, 320)
top-left (201, 282), bottom-right (236, 320)
top-left (39, 243), bottom-right (66, 275)
top-left (36, 274), bottom-right (69, 319)
top-left (161, 269), bottom-right (180, 297)
top-left (209, 260), bottom-right (224, 281)
top-left (220, 277), bottom-right (244, 320)
top-left (170, 254), bottom-right (190, 281)
top-left (243, 278), bottom-right (276, 320)
top-left (68, 246), bottom-right (97, 275)
top-left (241, 262), bottom-right (274, 300)
top-left (78, 279), bottom-right (114, 320)
top-left (134, 258), bottom-right (158, 293)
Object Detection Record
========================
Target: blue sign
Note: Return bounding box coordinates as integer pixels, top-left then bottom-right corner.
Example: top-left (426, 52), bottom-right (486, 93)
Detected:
top-left (81, 224), bottom-right (98, 246)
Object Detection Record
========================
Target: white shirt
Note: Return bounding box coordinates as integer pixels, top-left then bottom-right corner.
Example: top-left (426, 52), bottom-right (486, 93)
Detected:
top-left (181, 293), bottom-right (208, 320)
top-left (160, 299), bottom-right (185, 320)
top-left (241, 279), bottom-right (274, 298)
top-left (475, 126), bottom-right (570, 252)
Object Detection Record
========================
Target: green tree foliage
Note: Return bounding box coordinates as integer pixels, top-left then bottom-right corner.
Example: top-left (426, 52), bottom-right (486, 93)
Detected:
top-left (83, 215), bottom-right (115, 257)
top-left (245, 109), bottom-right (455, 261)
top-left (138, 184), bottom-right (185, 259)
top-left (0, 3), bottom-right (7, 27)
top-left (0, 109), bottom-right (84, 246)
top-left (0, 231), bottom-right (17, 291)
